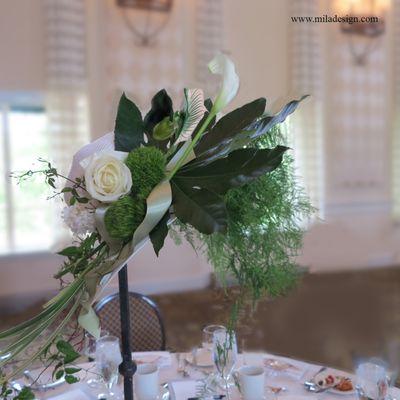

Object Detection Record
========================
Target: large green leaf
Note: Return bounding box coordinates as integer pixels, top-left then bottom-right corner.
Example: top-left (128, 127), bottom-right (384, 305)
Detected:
top-left (171, 181), bottom-right (227, 234)
top-left (195, 98), bottom-right (266, 156)
top-left (144, 90), bottom-right (173, 151)
top-left (175, 146), bottom-right (288, 195)
top-left (243, 95), bottom-right (309, 143)
top-left (114, 93), bottom-right (144, 152)
top-left (195, 96), bottom-right (306, 165)
top-left (149, 211), bottom-right (170, 256)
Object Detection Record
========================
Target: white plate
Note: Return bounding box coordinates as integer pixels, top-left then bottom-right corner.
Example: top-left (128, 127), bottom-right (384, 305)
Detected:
top-left (314, 370), bottom-right (356, 396)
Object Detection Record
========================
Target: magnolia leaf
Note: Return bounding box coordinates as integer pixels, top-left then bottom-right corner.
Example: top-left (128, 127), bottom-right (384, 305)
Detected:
top-left (195, 98), bottom-right (266, 158)
top-left (149, 211), bottom-right (170, 256)
top-left (208, 53), bottom-right (240, 113)
top-left (204, 98), bottom-right (213, 112)
top-left (243, 95), bottom-right (309, 143)
top-left (114, 93), bottom-right (144, 152)
top-left (171, 181), bottom-right (227, 234)
top-left (175, 146), bottom-right (288, 195)
top-left (194, 96), bottom-right (306, 165)
top-left (144, 89), bottom-right (173, 150)
top-left (175, 89), bottom-right (207, 144)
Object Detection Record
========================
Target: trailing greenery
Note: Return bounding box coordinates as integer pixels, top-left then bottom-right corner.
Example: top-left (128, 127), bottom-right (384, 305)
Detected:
top-left (173, 125), bottom-right (313, 299)
top-left (125, 146), bottom-right (166, 199)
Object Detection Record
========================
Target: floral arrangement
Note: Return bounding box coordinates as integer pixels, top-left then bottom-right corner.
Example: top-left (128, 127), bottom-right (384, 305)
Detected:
top-left (0, 54), bottom-right (310, 399)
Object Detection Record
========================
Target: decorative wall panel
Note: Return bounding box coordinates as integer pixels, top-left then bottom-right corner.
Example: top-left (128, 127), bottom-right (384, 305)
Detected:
top-left (290, 0), bottom-right (325, 215)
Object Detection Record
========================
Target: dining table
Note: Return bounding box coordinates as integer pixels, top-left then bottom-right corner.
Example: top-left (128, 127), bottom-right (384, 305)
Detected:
top-left (14, 351), bottom-right (400, 400)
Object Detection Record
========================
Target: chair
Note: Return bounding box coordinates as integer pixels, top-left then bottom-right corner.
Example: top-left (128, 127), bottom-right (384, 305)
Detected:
top-left (94, 292), bottom-right (166, 351)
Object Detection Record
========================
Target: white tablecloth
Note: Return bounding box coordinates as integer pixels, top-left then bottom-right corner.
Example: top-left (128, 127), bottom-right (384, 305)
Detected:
top-left (20, 352), bottom-right (400, 400)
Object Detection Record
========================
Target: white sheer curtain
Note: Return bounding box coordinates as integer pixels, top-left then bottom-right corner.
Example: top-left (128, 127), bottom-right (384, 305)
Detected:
top-left (44, 0), bottom-right (90, 177)
top-left (289, 0), bottom-right (325, 217)
top-left (44, 0), bottom-right (90, 246)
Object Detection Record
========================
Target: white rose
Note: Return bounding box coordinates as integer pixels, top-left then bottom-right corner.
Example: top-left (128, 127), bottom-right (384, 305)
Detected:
top-left (81, 151), bottom-right (132, 202)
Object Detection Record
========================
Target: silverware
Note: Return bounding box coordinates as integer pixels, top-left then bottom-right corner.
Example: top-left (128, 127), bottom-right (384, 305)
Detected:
top-left (304, 366), bottom-right (326, 386)
top-left (304, 366), bottom-right (332, 393)
top-left (304, 381), bottom-right (335, 393)
top-left (188, 396), bottom-right (225, 400)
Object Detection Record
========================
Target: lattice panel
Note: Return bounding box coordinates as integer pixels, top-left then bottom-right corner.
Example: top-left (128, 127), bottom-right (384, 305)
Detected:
top-left (290, 0), bottom-right (325, 215)
top-left (105, 1), bottom-right (185, 111)
top-left (328, 22), bottom-right (389, 202)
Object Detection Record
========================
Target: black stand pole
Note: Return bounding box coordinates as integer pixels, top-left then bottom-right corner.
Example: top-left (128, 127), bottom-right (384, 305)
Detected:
top-left (118, 264), bottom-right (137, 400)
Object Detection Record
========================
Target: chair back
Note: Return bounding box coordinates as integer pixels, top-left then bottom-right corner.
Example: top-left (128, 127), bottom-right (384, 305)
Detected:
top-left (94, 292), bottom-right (166, 351)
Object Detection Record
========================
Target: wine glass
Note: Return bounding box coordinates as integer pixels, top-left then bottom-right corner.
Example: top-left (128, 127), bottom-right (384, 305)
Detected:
top-left (212, 328), bottom-right (237, 396)
top-left (95, 335), bottom-right (123, 400)
top-left (202, 325), bottom-right (226, 352)
top-left (84, 330), bottom-right (109, 389)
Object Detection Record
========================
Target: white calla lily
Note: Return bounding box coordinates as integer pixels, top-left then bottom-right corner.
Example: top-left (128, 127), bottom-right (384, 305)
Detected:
top-left (208, 53), bottom-right (239, 113)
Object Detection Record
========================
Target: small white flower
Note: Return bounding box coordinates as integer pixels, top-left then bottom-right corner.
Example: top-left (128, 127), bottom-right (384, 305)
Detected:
top-left (208, 53), bottom-right (239, 113)
top-left (62, 204), bottom-right (96, 235)
top-left (81, 151), bottom-right (132, 203)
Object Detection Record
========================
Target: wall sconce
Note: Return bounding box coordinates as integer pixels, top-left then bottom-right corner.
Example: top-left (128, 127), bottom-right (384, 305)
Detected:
top-left (117, 0), bottom-right (173, 46)
top-left (335, 0), bottom-right (389, 65)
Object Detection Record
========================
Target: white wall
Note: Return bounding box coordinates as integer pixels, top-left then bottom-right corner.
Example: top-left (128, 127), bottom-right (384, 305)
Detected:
top-left (0, 0), bottom-right (45, 91)
top-left (1, 0), bottom-right (400, 308)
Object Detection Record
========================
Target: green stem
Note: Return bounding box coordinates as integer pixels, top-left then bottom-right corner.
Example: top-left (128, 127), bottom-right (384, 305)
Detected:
top-left (166, 112), bottom-right (215, 180)
top-left (5, 293), bottom-right (83, 381)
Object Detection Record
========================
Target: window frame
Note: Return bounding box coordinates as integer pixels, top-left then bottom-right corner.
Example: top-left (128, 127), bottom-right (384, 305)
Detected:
top-left (0, 90), bottom-right (49, 257)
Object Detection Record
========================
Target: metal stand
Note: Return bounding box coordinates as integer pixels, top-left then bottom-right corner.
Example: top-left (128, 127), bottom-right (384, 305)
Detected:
top-left (118, 264), bottom-right (137, 400)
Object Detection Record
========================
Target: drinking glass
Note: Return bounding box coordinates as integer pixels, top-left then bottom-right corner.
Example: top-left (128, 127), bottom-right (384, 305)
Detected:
top-left (212, 328), bottom-right (237, 394)
top-left (84, 330), bottom-right (109, 389)
top-left (356, 360), bottom-right (389, 400)
top-left (95, 335), bottom-right (123, 400)
top-left (202, 325), bottom-right (226, 351)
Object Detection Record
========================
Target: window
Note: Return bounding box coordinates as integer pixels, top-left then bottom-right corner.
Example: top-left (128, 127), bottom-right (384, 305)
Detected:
top-left (0, 92), bottom-right (55, 255)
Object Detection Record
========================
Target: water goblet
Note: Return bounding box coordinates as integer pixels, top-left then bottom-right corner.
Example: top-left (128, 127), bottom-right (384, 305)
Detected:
top-left (202, 325), bottom-right (226, 352)
top-left (95, 335), bottom-right (123, 400)
top-left (212, 328), bottom-right (238, 396)
top-left (84, 330), bottom-right (109, 389)
top-left (356, 359), bottom-right (389, 400)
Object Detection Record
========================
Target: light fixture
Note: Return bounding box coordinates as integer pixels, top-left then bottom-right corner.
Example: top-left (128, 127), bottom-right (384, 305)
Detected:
top-left (335, 0), bottom-right (389, 65)
top-left (117, 0), bottom-right (173, 47)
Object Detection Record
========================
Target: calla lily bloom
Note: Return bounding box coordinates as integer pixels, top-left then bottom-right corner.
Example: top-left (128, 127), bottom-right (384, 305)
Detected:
top-left (208, 53), bottom-right (240, 113)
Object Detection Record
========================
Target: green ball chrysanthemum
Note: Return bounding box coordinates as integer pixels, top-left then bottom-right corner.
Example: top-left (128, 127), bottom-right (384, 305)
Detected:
top-left (125, 146), bottom-right (166, 199)
top-left (104, 196), bottom-right (145, 241)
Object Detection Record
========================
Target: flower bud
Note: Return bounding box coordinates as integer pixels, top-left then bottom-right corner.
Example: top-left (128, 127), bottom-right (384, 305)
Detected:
top-left (153, 116), bottom-right (176, 141)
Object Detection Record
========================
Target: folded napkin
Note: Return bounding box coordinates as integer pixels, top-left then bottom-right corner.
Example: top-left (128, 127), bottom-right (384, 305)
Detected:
top-left (132, 351), bottom-right (172, 368)
top-left (169, 380), bottom-right (201, 400)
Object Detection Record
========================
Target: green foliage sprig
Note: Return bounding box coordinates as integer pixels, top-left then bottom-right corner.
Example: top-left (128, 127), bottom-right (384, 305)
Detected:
top-left (173, 125), bottom-right (314, 300)
top-left (12, 158), bottom-right (90, 206)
